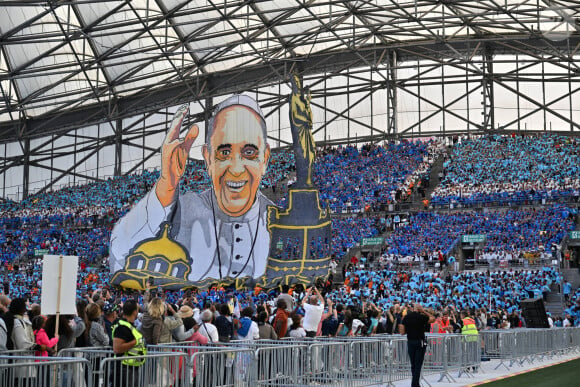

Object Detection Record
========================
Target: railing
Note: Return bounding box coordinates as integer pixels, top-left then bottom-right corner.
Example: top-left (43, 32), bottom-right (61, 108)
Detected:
top-left (0, 355), bottom-right (91, 387)
top-left (1, 327), bottom-right (578, 387)
top-left (480, 327), bottom-right (580, 370)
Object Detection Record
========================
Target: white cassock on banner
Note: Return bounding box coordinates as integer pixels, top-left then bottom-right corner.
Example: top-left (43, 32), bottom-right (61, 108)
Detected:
top-left (41, 255), bottom-right (78, 316)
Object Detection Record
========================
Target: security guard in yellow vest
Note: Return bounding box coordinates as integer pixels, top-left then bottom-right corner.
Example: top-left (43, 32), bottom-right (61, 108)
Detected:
top-left (460, 311), bottom-right (479, 342)
top-left (111, 300), bottom-right (147, 386)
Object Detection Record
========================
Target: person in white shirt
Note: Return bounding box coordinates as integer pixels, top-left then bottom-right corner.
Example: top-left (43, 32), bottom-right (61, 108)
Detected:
top-left (288, 315), bottom-right (306, 338)
top-left (237, 307), bottom-right (259, 341)
top-left (198, 310), bottom-right (219, 343)
top-left (563, 314), bottom-right (572, 328)
top-left (301, 287), bottom-right (325, 337)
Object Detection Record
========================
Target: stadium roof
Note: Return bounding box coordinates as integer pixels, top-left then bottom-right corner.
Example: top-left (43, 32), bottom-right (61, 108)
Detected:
top-left (0, 0), bottom-right (579, 142)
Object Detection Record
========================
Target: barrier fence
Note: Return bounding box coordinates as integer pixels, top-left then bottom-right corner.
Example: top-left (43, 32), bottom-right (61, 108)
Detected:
top-left (1, 327), bottom-right (578, 387)
top-left (101, 351), bottom-right (187, 387)
top-left (58, 346), bottom-right (114, 387)
top-left (0, 355), bottom-right (91, 387)
top-left (480, 328), bottom-right (580, 369)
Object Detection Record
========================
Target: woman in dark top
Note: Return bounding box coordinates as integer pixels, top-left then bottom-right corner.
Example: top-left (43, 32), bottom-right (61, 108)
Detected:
top-left (44, 313), bottom-right (85, 350)
top-left (214, 304), bottom-right (234, 342)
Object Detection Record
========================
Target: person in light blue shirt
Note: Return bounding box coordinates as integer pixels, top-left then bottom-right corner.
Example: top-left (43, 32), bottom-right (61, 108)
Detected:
top-left (563, 280), bottom-right (572, 302)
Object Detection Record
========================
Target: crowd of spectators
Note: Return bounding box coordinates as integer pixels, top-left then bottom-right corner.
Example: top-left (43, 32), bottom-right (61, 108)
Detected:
top-left (295, 140), bottom-right (445, 213)
top-left (341, 267), bottom-right (561, 314)
top-left (383, 205), bottom-right (576, 263)
top-left (0, 137), bottom-right (578, 363)
top-left (1, 265), bottom-right (578, 358)
top-left (331, 216), bottom-right (383, 257)
top-left (0, 224), bottom-right (110, 266)
top-left (432, 134), bottom-right (580, 206)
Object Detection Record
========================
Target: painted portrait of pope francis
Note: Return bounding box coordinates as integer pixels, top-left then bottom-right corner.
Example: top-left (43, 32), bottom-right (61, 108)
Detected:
top-left (110, 94), bottom-right (273, 290)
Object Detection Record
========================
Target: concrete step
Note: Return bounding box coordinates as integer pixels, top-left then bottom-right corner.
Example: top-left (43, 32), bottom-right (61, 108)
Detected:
top-left (405, 149), bottom-right (448, 209)
top-left (425, 152), bottom-right (448, 201)
top-left (546, 292), bottom-right (560, 301)
top-left (545, 301), bottom-right (564, 316)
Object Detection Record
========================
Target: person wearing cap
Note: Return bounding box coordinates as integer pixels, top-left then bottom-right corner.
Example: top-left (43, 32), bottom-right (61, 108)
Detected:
top-left (111, 300), bottom-right (147, 386)
top-left (102, 302), bottom-right (119, 345)
top-left (110, 94), bottom-right (273, 284)
top-left (171, 305), bottom-right (199, 341)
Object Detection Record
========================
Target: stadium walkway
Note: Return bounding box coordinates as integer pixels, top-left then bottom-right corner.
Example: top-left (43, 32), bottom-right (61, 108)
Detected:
top-left (386, 352), bottom-right (580, 387)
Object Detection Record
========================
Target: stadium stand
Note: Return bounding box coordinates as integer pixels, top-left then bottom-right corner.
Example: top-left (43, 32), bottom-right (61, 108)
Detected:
top-left (432, 134), bottom-right (580, 207)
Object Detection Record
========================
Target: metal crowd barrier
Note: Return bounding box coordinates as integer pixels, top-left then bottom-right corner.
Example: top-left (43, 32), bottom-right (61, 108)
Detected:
top-left (384, 336), bottom-right (409, 385)
top-left (152, 341), bottom-right (308, 386)
top-left (191, 348), bottom-right (254, 387)
top-left (481, 327), bottom-right (580, 370)
top-left (58, 346), bottom-right (113, 387)
top-left (258, 335), bottom-right (389, 386)
top-left (348, 339), bottom-right (387, 386)
top-left (0, 355), bottom-right (91, 387)
top-left (419, 334), bottom-right (481, 383)
top-left (460, 334), bottom-right (482, 378)
top-left (150, 343), bottom-right (255, 387)
top-left (2, 327), bottom-right (579, 387)
top-left (100, 351), bottom-right (188, 387)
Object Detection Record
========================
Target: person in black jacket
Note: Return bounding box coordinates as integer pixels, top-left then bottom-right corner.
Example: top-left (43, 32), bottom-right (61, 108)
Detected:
top-left (400, 304), bottom-right (435, 387)
top-left (214, 304), bottom-right (234, 342)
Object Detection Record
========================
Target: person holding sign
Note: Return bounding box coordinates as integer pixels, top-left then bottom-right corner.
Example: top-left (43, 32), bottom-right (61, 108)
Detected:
top-left (111, 300), bottom-right (147, 386)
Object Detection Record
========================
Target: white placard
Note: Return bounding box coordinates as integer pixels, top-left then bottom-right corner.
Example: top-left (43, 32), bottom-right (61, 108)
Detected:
top-left (41, 255), bottom-right (78, 315)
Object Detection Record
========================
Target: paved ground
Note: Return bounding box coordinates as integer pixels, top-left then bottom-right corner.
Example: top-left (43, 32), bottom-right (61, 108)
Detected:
top-left (386, 351), bottom-right (580, 387)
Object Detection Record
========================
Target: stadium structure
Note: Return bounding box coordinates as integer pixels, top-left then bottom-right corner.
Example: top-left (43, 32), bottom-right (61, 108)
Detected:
top-left (1, 3), bottom-right (580, 387)
top-left (0, 0), bottom-right (578, 200)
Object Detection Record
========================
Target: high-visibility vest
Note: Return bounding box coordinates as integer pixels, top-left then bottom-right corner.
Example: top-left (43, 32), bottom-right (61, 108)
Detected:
top-left (112, 319), bottom-right (147, 366)
top-left (430, 322), bottom-right (444, 334)
top-left (461, 317), bottom-right (478, 342)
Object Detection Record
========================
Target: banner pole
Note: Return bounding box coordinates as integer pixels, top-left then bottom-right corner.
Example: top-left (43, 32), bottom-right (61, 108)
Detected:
top-left (54, 255), bottom-right (64, 352)
top-left (51, 255), bottom-right (64, 386)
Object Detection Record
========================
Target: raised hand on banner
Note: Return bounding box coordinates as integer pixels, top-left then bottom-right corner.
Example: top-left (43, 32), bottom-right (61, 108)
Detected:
top-left (156, 104), bottom-right (199, 207)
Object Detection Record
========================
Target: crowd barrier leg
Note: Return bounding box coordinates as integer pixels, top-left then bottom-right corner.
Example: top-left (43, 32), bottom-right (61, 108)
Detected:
top-left (0, 356), bottom-right (91, 387)
top-left (253, 345), bottom-right (306, 386)
top-left (191, 348), bottom-right (253, 387)
top-left (101, 352), bottom-right (187, 387)
top-left (457, 336), bottom-right (481, 379)
top-left (58, 347), bottom-right (113, 387)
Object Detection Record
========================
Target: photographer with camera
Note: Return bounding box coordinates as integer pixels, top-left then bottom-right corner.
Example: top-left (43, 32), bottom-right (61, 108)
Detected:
top-left (400, 303), bottom-right (435, 387)
top-left (301, 286), bottom-right (325, 337)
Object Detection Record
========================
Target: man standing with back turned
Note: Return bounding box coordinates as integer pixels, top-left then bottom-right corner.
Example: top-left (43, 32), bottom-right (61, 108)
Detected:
top-left (302, 287), bottom-right (325, 337)
top-left (400, 303), bottom-right (435, 387)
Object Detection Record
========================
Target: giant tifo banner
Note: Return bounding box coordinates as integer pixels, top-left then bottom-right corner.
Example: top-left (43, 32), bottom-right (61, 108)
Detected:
top-left (109, 75), bottom-right (332, 290)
